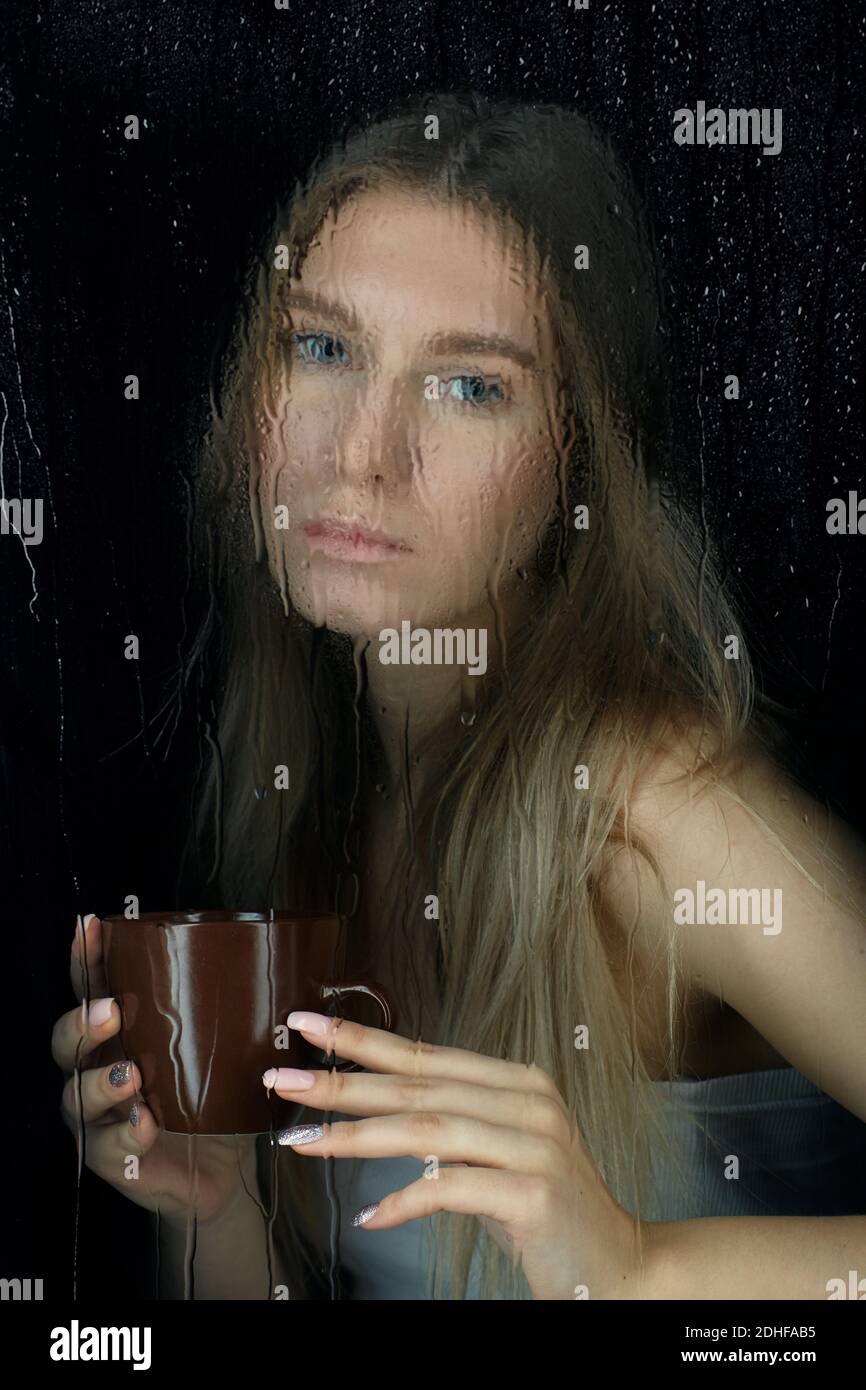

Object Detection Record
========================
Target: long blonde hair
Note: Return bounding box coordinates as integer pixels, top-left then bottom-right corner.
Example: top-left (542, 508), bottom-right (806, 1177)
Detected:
top-left (174, 91), bottom-right (785, 1299)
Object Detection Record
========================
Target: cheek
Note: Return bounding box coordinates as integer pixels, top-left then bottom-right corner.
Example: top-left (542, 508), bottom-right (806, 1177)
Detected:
top-left (261, 408), bottom-right (331, 498)
top-left (422, 416), bottom-right (557, 562)
top-left (253, 414), bottom-right (313, 591)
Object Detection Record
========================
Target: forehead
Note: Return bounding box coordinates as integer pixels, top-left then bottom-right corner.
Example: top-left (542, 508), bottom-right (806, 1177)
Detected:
top-left (290, 187), bottom-right (553, 349)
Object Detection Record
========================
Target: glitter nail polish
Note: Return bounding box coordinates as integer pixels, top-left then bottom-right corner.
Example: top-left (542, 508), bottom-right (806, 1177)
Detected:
top-left (277, 1123), bottom-right (324, 1146)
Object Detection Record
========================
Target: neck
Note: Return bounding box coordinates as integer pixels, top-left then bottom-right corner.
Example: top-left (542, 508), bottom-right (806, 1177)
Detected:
top-left (362, 586), bottom-right (523, 791)
top-left (365, 657), bottom-right (465, 794)
top-left (350, 576), bottom-right (541, 795)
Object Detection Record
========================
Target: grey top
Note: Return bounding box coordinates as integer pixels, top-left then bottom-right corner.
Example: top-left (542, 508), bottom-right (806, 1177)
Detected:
top-left (329, 1065), bottom-right (866, 1299)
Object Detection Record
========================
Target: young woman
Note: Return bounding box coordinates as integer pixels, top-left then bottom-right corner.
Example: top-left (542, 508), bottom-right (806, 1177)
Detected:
top-left (54, 91), bottom-right (866, 1300)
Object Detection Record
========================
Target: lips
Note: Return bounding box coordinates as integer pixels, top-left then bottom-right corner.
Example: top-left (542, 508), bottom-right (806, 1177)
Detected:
top-left (303, 517), bottom-right (411, 561)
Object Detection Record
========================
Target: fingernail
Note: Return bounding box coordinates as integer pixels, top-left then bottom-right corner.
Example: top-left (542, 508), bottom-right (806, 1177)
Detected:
top-left (352, 1202), bottom-right (380, 1227)
top-left (263, 1067), bottom-right (316, 1091)
top-left (277, 1124), bottom-right (323, 1146)
top-left (85, 997), bottom-right (114, 1027)
top-left (129, 1102), bottom-right (140, 1127)
top-left (74, 913), bottom-right (97, 945)
top-left (286, 1011), bottom-right (332, 1036)
top-left (109, 1061), bottom-right (133, 1088)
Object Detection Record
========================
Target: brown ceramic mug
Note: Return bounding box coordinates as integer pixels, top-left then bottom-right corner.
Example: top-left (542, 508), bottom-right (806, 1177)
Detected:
top-left (101, 911), bottom-right (394, 1135)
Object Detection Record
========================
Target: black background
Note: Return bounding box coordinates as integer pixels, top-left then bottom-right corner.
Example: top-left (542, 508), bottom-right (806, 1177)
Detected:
top-left (1, 0), bottom-right (864, 1300)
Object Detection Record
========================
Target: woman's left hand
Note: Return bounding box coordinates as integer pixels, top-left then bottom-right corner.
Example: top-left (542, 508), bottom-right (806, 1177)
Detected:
top-left (262, 1011), bottom-right (646, 1300)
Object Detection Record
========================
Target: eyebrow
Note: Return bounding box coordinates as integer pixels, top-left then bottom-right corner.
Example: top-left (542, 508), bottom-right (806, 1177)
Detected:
top-left (280, 289), bottom-right (361, 333)
top-left (422, 330), bottom-right (538, 371)
top-left (280, 290), bottom-right (538, 371)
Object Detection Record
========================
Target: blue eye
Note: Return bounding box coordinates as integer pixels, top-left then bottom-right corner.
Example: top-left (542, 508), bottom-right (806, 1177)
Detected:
top-left (292, 332), bottom-right (352, 366)
top-left (441, 375), bottom-right (504, 405)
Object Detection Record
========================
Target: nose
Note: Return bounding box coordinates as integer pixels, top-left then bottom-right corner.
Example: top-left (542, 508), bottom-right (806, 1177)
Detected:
top-left (334, 369), bottom-right (413, 489)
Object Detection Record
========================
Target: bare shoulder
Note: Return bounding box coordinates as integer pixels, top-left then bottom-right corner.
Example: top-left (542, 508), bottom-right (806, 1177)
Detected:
top-left (625, 718), bottom-right (866, 901)
top-left (597, 715), bottom-right (866, 1115)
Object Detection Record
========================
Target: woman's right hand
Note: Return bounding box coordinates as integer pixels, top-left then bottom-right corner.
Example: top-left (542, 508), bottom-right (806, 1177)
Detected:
top-left (52, 913), bottom-right (261, 1229)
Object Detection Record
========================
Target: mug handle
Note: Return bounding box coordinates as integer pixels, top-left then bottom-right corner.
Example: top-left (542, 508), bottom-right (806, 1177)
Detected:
top-left (317, 980), bottom-right (394, 1073)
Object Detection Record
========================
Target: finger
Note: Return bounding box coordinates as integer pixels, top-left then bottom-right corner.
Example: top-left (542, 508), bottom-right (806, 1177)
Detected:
top-left (285, 1011), bottom-right (562, 1102)
top-left (277, 1112), bottom-right (558, 1176)
top-left (51, 995), bottom-right (120, 1076)
top-left (70, 914), bottom-right (110, 1002)
top-left (60, 1098), bottom-right (161, 1182)
top-left (60, 1058), bottom-right (142, 1130)
top-left (265, 1067), bottom-right (570, 1139)
top-left (350, 1166), bottom-right (536, 1234)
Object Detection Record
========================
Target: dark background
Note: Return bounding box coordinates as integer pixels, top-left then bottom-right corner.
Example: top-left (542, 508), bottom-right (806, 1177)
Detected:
top-left (1, 0), bottom-right (863, 1299)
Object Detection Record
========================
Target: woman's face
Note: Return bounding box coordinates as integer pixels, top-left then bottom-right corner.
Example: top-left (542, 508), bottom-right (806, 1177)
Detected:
top-left (257, 186), bottom-right (563, 642)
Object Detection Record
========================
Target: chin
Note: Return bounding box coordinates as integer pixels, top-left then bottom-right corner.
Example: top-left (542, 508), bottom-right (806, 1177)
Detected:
top-left (285, 576), bottom-right (423, 641)
top-left (283, 553), bottom-right (492, 641)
